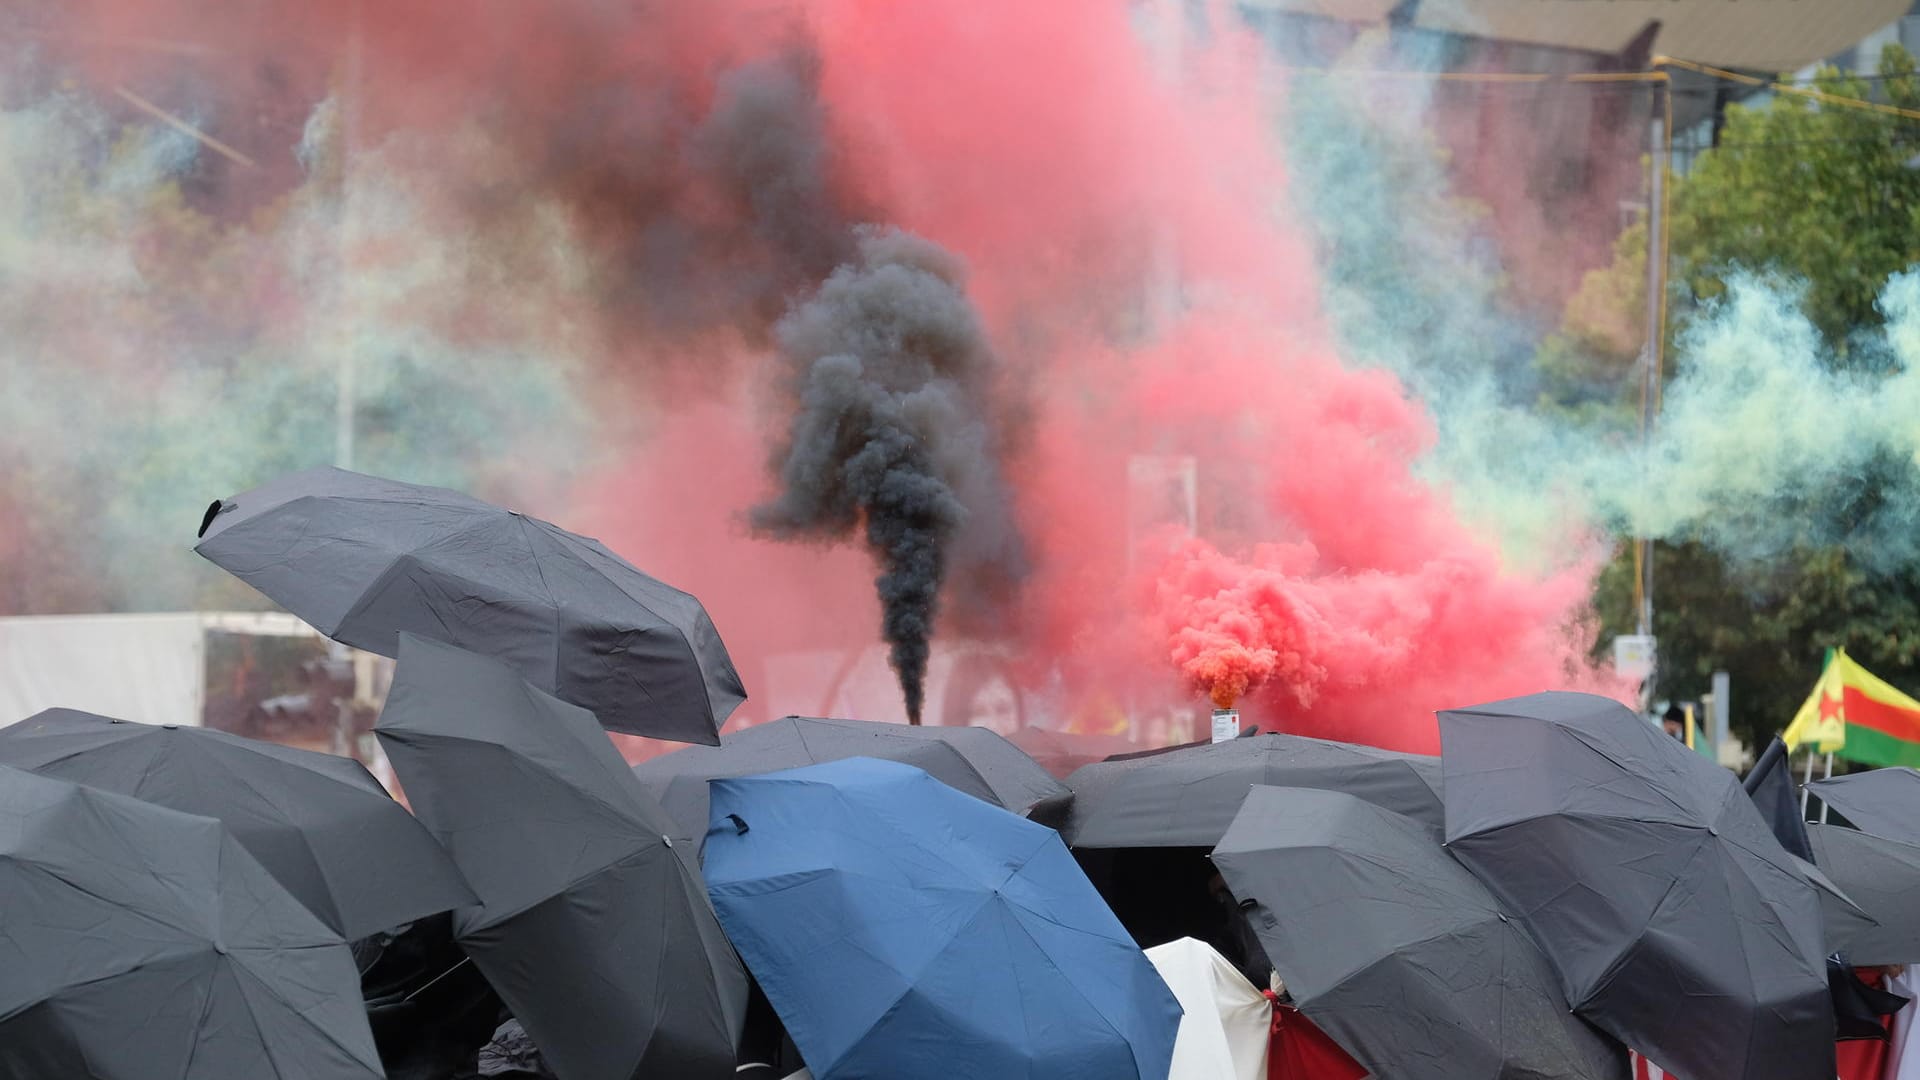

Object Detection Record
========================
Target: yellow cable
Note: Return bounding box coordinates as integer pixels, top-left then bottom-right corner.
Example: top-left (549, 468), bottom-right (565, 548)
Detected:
top-left (1278, 67), bottom-right (1667, 85)
top-left (1280, 56), bottom-right (1915, 120)
top-left (1654, 55), bottom-right (1920, 122)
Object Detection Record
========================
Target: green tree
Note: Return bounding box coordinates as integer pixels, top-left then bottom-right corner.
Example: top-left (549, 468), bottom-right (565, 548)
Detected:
top-left (1592, 543), bottom-right (1920, 751)
top-left (1669, 47), bottom-right (1920, 345)
top-left (1557, 46), bottom-right (1920, 751)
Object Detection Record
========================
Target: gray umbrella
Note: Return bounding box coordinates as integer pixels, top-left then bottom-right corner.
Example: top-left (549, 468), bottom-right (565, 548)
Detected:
top-left (0, 707), bottom-right (475, 940)
top-left (376, 633), bottom-right (748, 1080)
top-left (1004, 726), bottom-right (1139, 779)
top-left (1441, 692), bottom-right (1834, 1080)
top-left (0, 765), bottom-right (384, 1080)
top-left (1789, 853), bottom-right (1881, 961)
top-left (631, 715), bottom-right (1068, 850)
top-left (197, 466), bottom-right (743, 745)
top-left (1809, 822), bottom-right (1920, 964)
top-left (1809, 768), bottom-right (1920, 842)
top-left (1212, 785), bottom-right (1626, 1080)
top-left (1061, 731), bottom-right (1444, 848)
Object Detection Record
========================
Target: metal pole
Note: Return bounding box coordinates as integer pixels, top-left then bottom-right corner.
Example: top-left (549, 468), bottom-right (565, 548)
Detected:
top-left (1711, 670), bottom-right (1730, 762)
top-left (1633, 79), bottom-right (1669, 642)
top-left (328, 6), bottom-right (364, 751)
top-left (1800, 749), bottom-right (1816, 817)
top-left (334, 1), bottom-right (363, 477)
top-left (1819, 752), bottom-right (1834, 823)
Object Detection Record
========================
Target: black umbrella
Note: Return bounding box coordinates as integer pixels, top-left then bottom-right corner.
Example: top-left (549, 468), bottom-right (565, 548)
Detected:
top-left (1744, 736), bottom-right (1814, 861)
top-left (1809, 768), bottom-right (1920, 842)
top-left (1789, 854), bottom-right (1881, 963)
top-left (356, 913), bottom-right (505, 1080)
top-left (0, 765), bottom-right (384, 1080)
top-left (1829, 957), bottom-right (1911, 1040)
top-left (1212, 785), bottom-right (1626, 1080)
top-left (376, 632), bottom-right (748, 1080)
top-left (631, 715), bottom-right (1069, 849)
top-left (1809, 822), bottom-right (1920, 964)
top-left (197, 466), bottom-right (744, 745)
top-left (1061, 731), bottom-right (1444, 848)
top-left (1441, 692), bottom-right (1834, 1080)
top-left (0, 707), bottom-right (475, 940)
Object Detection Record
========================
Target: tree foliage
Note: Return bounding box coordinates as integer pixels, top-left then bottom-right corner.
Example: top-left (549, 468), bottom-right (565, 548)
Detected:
top-left (1556, 45), bottom-right (1920, 750)
top-left (1670, 47), bottom-right (1920, 346)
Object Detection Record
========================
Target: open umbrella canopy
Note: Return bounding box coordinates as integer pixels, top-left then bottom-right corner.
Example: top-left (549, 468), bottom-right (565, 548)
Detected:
top-left (1743, 736), bottom-right (1815, 861)
top-left (1809, 767), bottom-right (1920, 843)
top-left (197, 466), bottom-right (744, 745)
top-left (702, 757), bottom-right (1181, 1080)
top-left (1790, 853), bottom-right (1882, 962)
top-left (376, 633), bottom-right (748, 1080)
top-left (1213, 785), bottom-right (1626, 1080)
top-left (0, 706), bottom-right (474, 940)
top-left (1441, 692), bottom-right (1833, 1080)
top-left (1143, 937), bottom-right (1271, 1080)
top-left (1006, 726), bottom-right (1140, 779)
top-left (1061, 731), bottom-right (1444, 848)
top-left (0, 765), bottom-right (384, 1080)
top-left (631, 715), bottom-right (1068, 849)
top-left (1809, 822), bottom-right (1920, 965)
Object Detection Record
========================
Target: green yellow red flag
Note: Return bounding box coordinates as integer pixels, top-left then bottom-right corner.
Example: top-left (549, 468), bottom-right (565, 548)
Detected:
top-left (1783, 648), bottom-right (1920, 767)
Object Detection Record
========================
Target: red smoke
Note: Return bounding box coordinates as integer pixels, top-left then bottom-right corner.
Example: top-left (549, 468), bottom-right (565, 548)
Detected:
top-left (16, 0), bottom-right (1623, 753)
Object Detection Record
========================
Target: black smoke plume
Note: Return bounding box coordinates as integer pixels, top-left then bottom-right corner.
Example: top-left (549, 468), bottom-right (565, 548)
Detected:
top-left (754, 228), bottom-right (1023, 722)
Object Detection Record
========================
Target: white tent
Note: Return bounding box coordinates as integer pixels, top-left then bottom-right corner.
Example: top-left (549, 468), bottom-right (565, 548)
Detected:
top-left (1146, 937), bottom-right (1271, 1080)
top-left (0, 613), bottom-right (212, 727)
top-left (0, 611), bottom-right (340, 729)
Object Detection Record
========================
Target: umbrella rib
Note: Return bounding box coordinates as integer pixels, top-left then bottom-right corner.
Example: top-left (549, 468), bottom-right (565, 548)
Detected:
top-left (225, 947), bottom-right (379, 1078)
top-left (384, 730), bottom-right (654, 840)
top-left (171, 952), bottom-right (223, 1080)
top-left (809, 889), bottom-right (1009, 1077)
top-left (221, 736), bottom-right (382, 794)
top-left (194, 762), bottom-right (350, 931)
top-left (997, 897), bottom-right (1139, 1077)
top-left (16, 859), bottom-right (210, 948)
top-left (516, 515), bottom-right (562, 611)
top-left (543, 524), bottom-right (721, 728)
top-left (1292, 916), bottom-right (1508, 1008)
top-left (1568, 837), bottom-right (1709, 1012)
top-left (1561, 726), bottom-right (1700, 820)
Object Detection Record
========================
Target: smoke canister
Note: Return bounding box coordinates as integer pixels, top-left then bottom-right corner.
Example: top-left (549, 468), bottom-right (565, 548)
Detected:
top-left (1211, 708), bottom-right (1239, 743)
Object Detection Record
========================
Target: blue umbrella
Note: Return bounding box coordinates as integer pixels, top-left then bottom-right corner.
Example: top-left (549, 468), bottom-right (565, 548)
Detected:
top-left (703, 757), bottom-right (1180, 1080)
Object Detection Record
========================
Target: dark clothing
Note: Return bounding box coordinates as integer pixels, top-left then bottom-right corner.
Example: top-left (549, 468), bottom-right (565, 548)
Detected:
top-left (1215, 890), bottom-right (1275, 989)
top-left (357, 915), bottom-right (503, 1080)
top-left (476, 1020), bottom-right (554, 1079)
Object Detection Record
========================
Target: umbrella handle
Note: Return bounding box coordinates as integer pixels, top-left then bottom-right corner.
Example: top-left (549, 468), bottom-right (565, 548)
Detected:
top-left (402, 956), bottom-right (473, 1003)
top-left (198, 499), bottom-right (229, 538)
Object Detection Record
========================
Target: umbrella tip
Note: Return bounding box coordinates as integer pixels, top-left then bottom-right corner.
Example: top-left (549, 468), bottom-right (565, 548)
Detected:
top-left (197, 499), bottom-right (226, 538)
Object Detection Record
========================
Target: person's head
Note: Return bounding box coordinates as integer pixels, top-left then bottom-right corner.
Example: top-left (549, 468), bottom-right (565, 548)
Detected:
top-left (1207, 872), bottom-right (1232, 903)
top-left (940, 651), bottom-right (1023, 734)
top-left (1662, 704), bottom-right (1687, 740)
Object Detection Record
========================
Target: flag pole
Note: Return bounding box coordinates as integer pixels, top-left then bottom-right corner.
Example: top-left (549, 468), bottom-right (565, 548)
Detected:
top-left (1819, 752), bottom-right (1834, 823)
top-left (1800, 749), bottom-right (1816, 817)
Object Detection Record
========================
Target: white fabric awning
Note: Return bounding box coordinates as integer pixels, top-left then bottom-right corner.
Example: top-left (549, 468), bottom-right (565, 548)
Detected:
top-left (0, 613), bottom-right (208, 728)
top-left (0, 611), bottom-right (324, 729)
